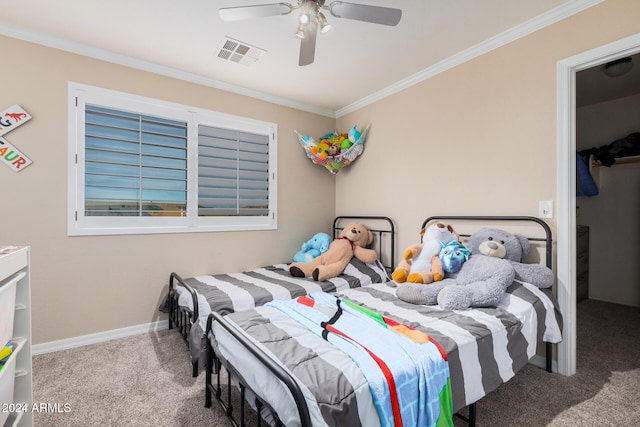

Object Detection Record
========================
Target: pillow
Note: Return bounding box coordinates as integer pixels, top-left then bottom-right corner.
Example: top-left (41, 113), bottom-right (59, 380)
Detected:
top-left (340, 257), bottom-right (389, 286)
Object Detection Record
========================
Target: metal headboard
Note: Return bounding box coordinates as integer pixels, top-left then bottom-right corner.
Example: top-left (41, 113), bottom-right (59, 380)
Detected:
top-left (422, 216), bottom-right (552, 269)
top-left (333, 216), bottom-right (396, 272)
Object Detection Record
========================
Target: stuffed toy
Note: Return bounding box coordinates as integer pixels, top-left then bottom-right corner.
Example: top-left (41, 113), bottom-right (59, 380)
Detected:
top-left (293, 232), bottom-right (332, 263)
top-left (439, 240), bottom-right (470, 274)
top-left (289, 222), bottom-right (377, 281)
top-left (391, 222), bottom-right (459, 284)
top-left (310, 141), bottom-right (332, 159)
top-left (396, 227), bottom-right (554, 310)
top-left (348, 124), bottom-right (361, 144)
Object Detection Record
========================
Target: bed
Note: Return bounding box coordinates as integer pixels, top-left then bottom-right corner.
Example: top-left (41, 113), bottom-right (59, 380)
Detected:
top-left (164, 216), bottom-right (396, 376)
top-left (203, 216), bottom-right (564, 426)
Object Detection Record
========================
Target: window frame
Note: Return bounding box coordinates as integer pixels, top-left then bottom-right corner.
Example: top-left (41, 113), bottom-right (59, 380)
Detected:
top-left (68, 82), bottom-right (277, 236)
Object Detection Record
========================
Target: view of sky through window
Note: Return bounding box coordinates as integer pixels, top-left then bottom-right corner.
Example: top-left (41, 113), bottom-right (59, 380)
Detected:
top-left (84, 105), bottom-right (188, 216)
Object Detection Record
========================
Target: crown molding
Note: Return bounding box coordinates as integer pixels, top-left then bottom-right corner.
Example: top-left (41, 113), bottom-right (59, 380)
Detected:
top-left (0, 0), bottom-right (602, 120)
top-left (0, 22), bottom-right (336, 119)
top-left (335, 0), bottom-right (604, 117)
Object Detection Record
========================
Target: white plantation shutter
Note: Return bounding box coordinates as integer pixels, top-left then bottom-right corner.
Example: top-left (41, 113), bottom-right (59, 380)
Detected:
top-left (84, 105), bottom-right (188, 217)
top-left (69, 83), bottom-right (277, 236)
top-left (198, 125), bottom-right (270, 217)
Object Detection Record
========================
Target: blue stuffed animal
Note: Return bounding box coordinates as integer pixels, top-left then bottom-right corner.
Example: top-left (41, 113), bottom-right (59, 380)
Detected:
top-left (438, 240), bottom-right (470, 274)
top-left (348, 124), bottom-right (362, 144)
top-left (293, 232), bottom-right (332, 263)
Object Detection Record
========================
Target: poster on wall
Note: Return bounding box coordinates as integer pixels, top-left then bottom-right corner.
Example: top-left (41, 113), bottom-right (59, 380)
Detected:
top-left (0, 105), bottom-right (32, 137)
top-left (0, 104), bottom-right (33, 172)
top-left (0, 137), bottom-right (32, 172)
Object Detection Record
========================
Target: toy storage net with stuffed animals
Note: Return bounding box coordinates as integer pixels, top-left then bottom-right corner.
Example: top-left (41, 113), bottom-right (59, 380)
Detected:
top-left (295, 124), bottom-right (369, 174)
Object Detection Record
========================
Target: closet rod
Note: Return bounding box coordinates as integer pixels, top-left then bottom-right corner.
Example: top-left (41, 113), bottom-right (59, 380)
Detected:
top-left (591, 155), bottom-right (640, 167)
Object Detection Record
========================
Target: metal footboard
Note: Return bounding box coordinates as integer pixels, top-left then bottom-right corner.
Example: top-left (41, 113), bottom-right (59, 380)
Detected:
top-left (168, 272), bottom-right (200, 376)
top-left (203, 303), bottom-right (479, 427)
top-left (205, 312), bottom-right (312, 427)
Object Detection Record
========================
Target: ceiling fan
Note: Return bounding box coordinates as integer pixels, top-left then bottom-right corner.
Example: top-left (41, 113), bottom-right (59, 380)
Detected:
top-left (218, 1), bottom-right (402, 66)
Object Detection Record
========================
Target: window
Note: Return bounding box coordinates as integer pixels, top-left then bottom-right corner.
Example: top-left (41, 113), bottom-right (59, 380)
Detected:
top-left (83, 105), bottom-right (188, 218)
top-left (68, 83), bottom-right (277, 236)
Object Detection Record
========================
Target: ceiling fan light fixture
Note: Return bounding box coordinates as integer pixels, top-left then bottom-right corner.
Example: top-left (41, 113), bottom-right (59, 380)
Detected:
top-left (604, 57), bottom-right (633, 78)
top-left (295, 23), bottom-right (305, 39)
top-left (299, 12), bottom-right (310, 24)
top-left (317, 11), bottom-right (331, 33)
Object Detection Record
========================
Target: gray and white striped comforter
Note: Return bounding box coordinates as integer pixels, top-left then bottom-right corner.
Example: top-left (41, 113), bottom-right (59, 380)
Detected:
top-left (175, 258), bottom-right (389, 361)
top-left (211, 280), bottom-right (563, 426)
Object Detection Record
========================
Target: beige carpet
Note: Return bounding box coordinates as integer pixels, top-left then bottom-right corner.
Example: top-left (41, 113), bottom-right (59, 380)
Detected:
top-left (32, 299), bottom-right (640, 426)
top-left (32, 329), bottom-right (224, 426)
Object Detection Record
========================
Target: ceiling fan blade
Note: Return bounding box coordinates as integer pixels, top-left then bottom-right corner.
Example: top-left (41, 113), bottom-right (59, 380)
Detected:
top-left (328, 1), bottom-right (402, 26)
top-left (219, 3), bottom-right (294, 21)
top-left (299, 20), bottom-right (318, 66)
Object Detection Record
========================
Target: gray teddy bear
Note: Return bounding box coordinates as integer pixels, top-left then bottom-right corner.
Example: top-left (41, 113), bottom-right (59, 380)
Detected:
top-left (396, 227), bottom-right (554, 310)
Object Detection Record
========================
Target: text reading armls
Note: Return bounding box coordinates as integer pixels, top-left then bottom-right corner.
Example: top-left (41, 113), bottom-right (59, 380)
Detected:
top-left (1, 402), bottom-right (72, 413)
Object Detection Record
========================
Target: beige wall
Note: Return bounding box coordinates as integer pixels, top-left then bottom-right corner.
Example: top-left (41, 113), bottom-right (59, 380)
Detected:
top-left (336, 0), bottom-right (640, 257)
top-left (0, 37), bottom-right (335, 344)
top-left (3, 0), bottom-right (640, 345)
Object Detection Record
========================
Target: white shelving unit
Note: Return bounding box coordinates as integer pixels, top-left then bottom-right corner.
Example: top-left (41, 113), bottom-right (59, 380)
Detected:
top-left (0, 247), bottom-right (32, 427)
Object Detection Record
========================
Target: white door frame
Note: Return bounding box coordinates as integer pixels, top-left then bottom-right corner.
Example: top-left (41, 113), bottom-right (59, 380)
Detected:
top-left (556, 33), bottom-right (640, 376)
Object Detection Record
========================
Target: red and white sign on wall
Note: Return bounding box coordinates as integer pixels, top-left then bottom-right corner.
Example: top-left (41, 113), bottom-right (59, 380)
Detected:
top-left (0, 104), bottom-right (33, 172)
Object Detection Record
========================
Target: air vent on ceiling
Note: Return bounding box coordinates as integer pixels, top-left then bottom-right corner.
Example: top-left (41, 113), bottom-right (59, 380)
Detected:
top-left (217, 37), bottom-right (266, 66)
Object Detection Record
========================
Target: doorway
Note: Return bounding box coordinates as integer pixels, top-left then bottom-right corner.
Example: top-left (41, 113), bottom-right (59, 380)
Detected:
top-left (556, 33), bottom-right (640, 376)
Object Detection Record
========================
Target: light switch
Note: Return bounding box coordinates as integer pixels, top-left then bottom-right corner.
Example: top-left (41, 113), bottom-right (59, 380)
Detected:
top-left (539, 200), bottom-right (553, 218)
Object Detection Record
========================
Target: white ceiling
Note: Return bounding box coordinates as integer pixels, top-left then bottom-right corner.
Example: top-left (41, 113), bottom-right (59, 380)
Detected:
top-left (576, 52), bottom-right (640, 108)
top-left (1, 0), bottom-right (629, 116)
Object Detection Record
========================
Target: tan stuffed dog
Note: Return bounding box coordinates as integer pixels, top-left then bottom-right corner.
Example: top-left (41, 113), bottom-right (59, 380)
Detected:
top-left (391, 222), bottom-right (459, 284)
top-left (289, 222), bottom-right (377, 281)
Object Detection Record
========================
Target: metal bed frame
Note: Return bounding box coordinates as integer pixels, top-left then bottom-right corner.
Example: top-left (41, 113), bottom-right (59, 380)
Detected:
top-left (167, 271), bottom-right (198, 374)
top-left (202, 215), bottom-right (558, 427)
top-left (203, 215), bottom-right (396, 427)
top-left (422, 216), bottom-right (555, 426)
top-left (167, 215), bottom-right (396, 377)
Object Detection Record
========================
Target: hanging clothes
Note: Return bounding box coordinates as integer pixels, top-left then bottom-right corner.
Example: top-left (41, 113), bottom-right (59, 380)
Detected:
top-left (576, 152), bottom-right (598, 197)
top-left (579, 132), bottom-right (640, 167)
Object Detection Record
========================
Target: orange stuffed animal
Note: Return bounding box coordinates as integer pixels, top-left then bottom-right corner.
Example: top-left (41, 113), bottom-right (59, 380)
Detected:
top-left (289, 222), bottom-right (377, 281)
top-left (391, 222), bottom-right (460, 284)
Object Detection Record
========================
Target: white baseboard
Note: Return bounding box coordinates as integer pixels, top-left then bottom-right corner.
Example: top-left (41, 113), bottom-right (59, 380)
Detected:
top-left (32, 319), bottom-right (170, 355)
top-left (33, 320), bottom-right (562, 374)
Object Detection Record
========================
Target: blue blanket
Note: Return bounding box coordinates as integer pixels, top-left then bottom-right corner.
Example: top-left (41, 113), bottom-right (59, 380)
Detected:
top-left (267, 292), bottom-right (453, 427)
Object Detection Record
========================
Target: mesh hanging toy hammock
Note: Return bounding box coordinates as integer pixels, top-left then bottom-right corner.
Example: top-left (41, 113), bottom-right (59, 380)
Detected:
top-left (295, 124), bottom-right (369, 174)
